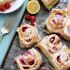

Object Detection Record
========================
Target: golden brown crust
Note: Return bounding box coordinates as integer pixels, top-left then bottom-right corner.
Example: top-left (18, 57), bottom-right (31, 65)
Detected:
top-left (36, 34), bottom-right (70, 70)
top-left (45, 9), bottom-right (65, 33)
top-left (36, 34), bottom-right (62, 57)
top-left (45, 5), bottom-right (70, 40)
top-left (17, 24), bottom-right (40, 48)
top-left (15, 48), bottom-right (42, 70)
top-left (53, 46), bottom-right (70, 70)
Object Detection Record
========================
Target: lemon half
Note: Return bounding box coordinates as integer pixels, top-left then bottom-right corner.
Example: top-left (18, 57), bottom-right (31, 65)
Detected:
top-left (27, 0), bottom-right (40, 14)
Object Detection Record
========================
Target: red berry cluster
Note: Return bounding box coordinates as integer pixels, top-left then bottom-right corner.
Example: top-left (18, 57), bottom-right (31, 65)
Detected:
top-left (0, 3), bottom-right (11, 11)
top-left (25, 13), bottom-right (36, 26)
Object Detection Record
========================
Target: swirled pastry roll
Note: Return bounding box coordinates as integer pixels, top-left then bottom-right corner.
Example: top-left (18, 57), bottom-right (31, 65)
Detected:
top-left (45, 9), bottom-right (66, 34)
top-left (52, 46), bottom-right (70, 70)
top-left (45, 6), bottom-right (70, 40)
top-left (17, 24), bottom-right (40, 48)
top-left (36, 34), bottom-right (62, 57)
top-left (41, 0), bottom-right (58, 10)
top-left (15, 48), bottom-right (42, 70)
top-left (36, 34), bottom-right (70, 70)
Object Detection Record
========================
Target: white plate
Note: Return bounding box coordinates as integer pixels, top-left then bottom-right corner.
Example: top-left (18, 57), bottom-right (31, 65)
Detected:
top-left (0, 0), bottom-right (25, 13)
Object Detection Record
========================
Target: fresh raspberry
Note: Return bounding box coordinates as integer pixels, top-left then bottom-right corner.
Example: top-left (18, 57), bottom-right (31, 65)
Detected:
top-left (4, 3), bottom-right (11, 9)
top-left (25, 13), bottom-right (36, 26)
top-left (25, 13), bottom-right (31, 21)
top-left (31, 20), bottom-right (35, 26)
top-left (0, 5), bottom-right (6, 11)
top-left (30, 16), bottom-right (36, 22)
top-left (30, 16), bottom-right (36, 26)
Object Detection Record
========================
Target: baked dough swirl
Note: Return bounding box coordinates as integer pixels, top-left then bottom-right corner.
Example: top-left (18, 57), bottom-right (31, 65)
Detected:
top-left (36, 34), bottom-right (62, 57)
top-left (36, 34), bottom-right (70, 70)
top-left (53, 47), bottom-right (70, 70)
top-left (17, 24), bottom-right (40, 48)
top-left (45, 3), bottom-right (70, 40)
top-left (45, 9), bottom-right (66, 34)
top-left (15, 48), bottom-right (42, 70)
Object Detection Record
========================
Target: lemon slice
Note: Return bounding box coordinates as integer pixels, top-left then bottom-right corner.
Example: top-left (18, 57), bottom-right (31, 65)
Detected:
top-left (27, 0), bottom-right (40, 14)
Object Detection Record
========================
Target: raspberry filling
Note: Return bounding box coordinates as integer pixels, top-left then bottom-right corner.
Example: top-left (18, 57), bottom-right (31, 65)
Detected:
top-left (53, 47), bottom-right (57, 50)
top-left (19, 51), bottom-right (35, 69)
top-left (28, 59), bottom-right (34, 65)
top-left (22, 27), bottom-right (28, 32)
top-left (52, 13), bottom-right (64, 29)
top-left (20, 59), bottom-right (26, 65)
top-left (0, 2), bottom-right (11, 11)
top-left (69, 54), bottom-right (70, 57)
top-left (23, 67), bottom-right (29, 69)
top-left (57, 55), bottom-right (61, 63)
top-left (57, 53), bottom-right (70, 64)
top-left (25, 39), bottom-right (31, 42)
top-left (49, 36), bottom-right (61, 45)
top-left (49, 37), bottom-right (55, 43)
top-left (48, 49), bottom-right (53, 54)
top-left (53, 14), bottom-right (63, 24)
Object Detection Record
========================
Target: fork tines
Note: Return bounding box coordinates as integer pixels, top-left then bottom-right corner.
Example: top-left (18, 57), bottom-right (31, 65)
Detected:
top-left (3, 15), bottom-right (17, 31)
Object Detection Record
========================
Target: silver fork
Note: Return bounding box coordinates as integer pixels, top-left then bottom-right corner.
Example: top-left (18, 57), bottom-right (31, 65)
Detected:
top-left (0, 15), bottom-right (16, 42)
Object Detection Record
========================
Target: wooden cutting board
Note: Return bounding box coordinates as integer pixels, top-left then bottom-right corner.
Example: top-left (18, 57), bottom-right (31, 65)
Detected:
top-left (0, 0), bottom-right (28, 67)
